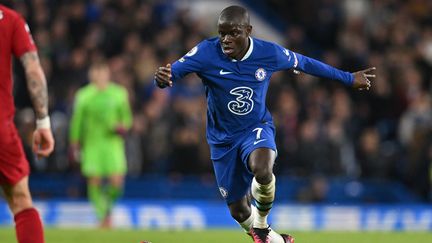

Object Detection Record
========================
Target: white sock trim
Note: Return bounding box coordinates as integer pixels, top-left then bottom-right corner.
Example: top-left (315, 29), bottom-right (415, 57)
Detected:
top-left (237, 206), bottom-right (255, 232)
top-left (252, 174), bottom-right (276, 228)
top-left (252, 174), bottom-right (276, 205)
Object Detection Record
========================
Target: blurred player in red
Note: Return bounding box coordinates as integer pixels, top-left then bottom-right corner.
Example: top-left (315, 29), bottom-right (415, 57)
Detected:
top-left (0, 2), bottom-right (54, 243)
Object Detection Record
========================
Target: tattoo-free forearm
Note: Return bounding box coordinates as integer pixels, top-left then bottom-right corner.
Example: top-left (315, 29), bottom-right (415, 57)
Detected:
top-left (20, 51), bottom-right (49, 119)
top-left (294, 52), bottom-right (354, 86)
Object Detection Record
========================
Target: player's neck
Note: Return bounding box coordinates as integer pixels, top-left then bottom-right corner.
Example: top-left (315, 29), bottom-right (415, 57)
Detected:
top-left (93, 80), bottom-right (110, 90)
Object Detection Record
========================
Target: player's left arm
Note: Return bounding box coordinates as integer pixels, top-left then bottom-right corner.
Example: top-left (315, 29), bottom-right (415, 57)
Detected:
top-left (14, 13), bottom-right (55, 158)
top-left (115, 88), bottom-right (133, 137)
top-left (12, 13), bottom-right (54, 157)
top-left (119, 89), bottom-right (133, 129)
top-left (20, 51), bottom-right (49, 119)
top-left (294, 53), bottom-right (375, 90)
top-left (20, 51), bottom-right (54, 157)
top-left (273, 44), bottom-right (375, 90)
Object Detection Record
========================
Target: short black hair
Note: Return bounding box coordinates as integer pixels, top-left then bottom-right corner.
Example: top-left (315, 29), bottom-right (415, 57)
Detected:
top-left (219, 5), bottom-right (250, 26)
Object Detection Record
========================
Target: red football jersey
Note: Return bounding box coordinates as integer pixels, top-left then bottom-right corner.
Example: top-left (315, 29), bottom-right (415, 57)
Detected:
top-left (0, 5), bottom-right (36, 185)
top-left (0, 4), bottom-right (37, 122)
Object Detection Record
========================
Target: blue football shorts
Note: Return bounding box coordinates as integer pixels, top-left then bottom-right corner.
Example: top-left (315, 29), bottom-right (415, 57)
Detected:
top-left (210, 123), bottom-right (277, 204)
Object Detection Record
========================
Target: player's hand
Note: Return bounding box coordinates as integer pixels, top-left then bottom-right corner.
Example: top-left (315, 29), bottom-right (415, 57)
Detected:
top-left (32, 128), bottom-right (55, 159)
top-left (154, 63), bottom-right (173, 89)
top-left (351, 67), bottom-right (376, 91)
top-left (114, 125), bottom-right (128, 138)
top-left (68, 143), bottom-right (80, 163)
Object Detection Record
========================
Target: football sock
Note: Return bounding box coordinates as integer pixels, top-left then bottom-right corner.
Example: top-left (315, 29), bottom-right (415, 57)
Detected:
top-left (106, 185), bottom-right (122, 212)
top-left (238, 205), bottom-right (284, 243)
top-left (238, 205), bottom-right (256, 232)
top-left (14, 208), bottom-right (44, 243)
top-left (251, 174), bottom-right (276, 228)
top-left (88, 184), bottom-right (108, 220)
top-left (251, 206), bottom-right (285, 243)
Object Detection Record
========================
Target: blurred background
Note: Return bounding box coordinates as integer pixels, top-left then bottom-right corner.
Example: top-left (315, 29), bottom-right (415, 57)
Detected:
top-left (2, 0), bottom-right (432, 230)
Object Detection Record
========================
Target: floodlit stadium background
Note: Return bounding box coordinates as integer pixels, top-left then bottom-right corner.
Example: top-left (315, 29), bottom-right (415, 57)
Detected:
top-left (2, 0), bottom-right (432, 231)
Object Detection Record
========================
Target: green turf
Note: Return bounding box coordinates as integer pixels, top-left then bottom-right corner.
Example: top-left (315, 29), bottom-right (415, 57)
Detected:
top-left (0, 228), bottom-right (431, 243)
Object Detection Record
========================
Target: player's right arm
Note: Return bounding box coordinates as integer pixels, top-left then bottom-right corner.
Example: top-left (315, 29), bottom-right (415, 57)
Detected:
top-left (154, 63), bottom-right (173, 88)
top-left (154, 42), bottom-right (206, 89)
top-left (69, 92), bottom-right (84, 145)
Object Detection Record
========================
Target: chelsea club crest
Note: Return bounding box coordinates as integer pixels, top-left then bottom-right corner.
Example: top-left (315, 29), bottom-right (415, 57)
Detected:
top-left (255, 68), bottom-right (266, 81)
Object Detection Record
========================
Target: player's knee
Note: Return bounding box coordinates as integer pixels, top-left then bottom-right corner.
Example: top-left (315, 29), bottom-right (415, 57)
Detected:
top-left (228, 200), bottom-right (252, 222)
top-left (251, 164), bottom-right (273, 183)
top-left (8, 191), bottom-right (33, 215)
top-left (248, 149), bottom-right (275, 183)
top-left (229, 207), bottom-right (251, 222)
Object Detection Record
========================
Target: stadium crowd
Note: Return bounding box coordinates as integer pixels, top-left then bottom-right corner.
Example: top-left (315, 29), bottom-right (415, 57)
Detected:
top-left (11, 0), bottom-right (432, 201)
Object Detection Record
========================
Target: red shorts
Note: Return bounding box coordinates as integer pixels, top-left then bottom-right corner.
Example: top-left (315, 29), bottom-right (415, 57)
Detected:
top-left (0, 121), bottom-right (30, 185)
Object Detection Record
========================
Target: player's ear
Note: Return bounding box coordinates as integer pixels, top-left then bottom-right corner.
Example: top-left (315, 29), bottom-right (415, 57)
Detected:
top-left (246, 25), bottom-right (252, 36)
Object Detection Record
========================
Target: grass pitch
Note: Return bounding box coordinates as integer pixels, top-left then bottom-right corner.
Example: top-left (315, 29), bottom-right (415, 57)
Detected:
top-left (0, 228), bottom-right (431, 243)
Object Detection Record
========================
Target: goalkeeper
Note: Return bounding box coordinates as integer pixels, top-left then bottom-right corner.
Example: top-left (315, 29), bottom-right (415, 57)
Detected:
top-left (69, 60), bottom-right (132, 228)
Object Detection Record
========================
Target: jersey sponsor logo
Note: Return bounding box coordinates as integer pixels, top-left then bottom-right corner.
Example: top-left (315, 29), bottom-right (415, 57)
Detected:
top-left (185, 46), bottom-right (198, 57)
top-left (227, 86), bottom-right (254, 115)
top-left (219, 187), bottom-right (228, 199)
top-left (255, 68), bottom-right (266, 81)
top-left (253, 139), bottom-right (267, 145)
top-left (219, 69), bottom-right (233, 75)
top-left (179, 57), bottom-right (185, 63)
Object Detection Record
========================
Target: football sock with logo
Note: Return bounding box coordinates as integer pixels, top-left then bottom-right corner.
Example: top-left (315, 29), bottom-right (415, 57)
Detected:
top-left (88, 184), bottom-right (108, 220)
top-left (14, 208), bottom-right (44, 243)
top-left (251, 174), bottom-right (276, 228)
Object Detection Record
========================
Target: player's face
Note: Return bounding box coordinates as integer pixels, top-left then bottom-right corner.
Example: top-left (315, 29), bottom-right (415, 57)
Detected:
top-left (89, 66), bottom-right (110, 87)
top-left (218, 21), bottom-right (251, 60)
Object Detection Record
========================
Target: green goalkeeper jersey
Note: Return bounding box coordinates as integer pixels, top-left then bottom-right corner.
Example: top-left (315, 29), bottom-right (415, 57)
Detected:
top-left (69, 83), bottom-right (132, 176)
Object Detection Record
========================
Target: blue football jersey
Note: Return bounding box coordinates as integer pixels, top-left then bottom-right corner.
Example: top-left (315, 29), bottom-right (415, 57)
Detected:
top-left (170, 37), bottom-right (353, 145)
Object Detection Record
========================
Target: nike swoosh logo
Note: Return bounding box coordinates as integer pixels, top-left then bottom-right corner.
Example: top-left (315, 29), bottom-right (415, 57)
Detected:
top-left (220, 69), bottom-right (233, 75)
top-left (253, 139), bottom-right (267, 145)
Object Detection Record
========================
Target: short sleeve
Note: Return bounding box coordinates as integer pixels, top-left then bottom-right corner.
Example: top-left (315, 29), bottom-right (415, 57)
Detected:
top-left (12, 16), bottom-right (37, 58)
